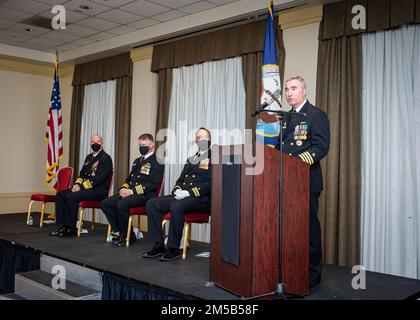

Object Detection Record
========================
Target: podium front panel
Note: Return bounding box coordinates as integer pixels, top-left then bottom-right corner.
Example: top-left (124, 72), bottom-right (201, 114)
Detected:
top-left (210, 144), bottom-right (309, 297)
top-left (220, 158), bottom-right (241, 266)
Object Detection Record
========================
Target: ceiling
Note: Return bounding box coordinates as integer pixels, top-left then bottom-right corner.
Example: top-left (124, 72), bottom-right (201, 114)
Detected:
top-left (0, 0), bottom-right (239, 52)
top-left (0, 0), bottom-right (317, 64)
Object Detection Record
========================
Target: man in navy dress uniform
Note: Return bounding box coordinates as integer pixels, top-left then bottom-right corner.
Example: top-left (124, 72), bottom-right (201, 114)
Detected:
top-left (281, 76), bottom-right (330, 289)
top-left (101, 133), bottom-right (164, 247)
top-left (143, 128), bottom-right (212, 261)
top-left (50, 135), bottom-right (113, 237)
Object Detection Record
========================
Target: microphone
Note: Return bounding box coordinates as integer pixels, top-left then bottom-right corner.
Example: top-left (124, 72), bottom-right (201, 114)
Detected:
top-left (251, 102), bottom-right (270, 117)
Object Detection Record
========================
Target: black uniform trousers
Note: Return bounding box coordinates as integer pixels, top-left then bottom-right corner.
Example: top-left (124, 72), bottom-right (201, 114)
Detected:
top-left (56, 188), bottom-right (108, 229)
top-left (146, 195), bottom-right (210, 249)
top-left (310, 192), bottom-right (322, 284)
top-left (101, 194), bottom-right (148, 239)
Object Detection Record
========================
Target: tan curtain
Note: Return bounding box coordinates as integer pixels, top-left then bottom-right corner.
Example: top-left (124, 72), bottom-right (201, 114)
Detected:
top-left (242, 52), bottom-right (263, 135)
top-left (114, 76), bottom-right (132, 193)
top-left (68, 85), bottom-right (84, 175)
top-left (151, 21), bottom-right (266, 72)
top-left (70, 53), bottom-right (133, 188)
top-left (321, 0), bottom-right (419, 40)
top-left (72, 53), bottom-right (132, 86)
top-left (154, 69), bottom-right (172, 150)
top-left (153, 19), bottom-right (285, 146)
top-left (417, 0), bottom-right (420, 23)
top-left (316, 0), bottom-right (420, 268)
top-left (316, 32), bottom-right (362, 267)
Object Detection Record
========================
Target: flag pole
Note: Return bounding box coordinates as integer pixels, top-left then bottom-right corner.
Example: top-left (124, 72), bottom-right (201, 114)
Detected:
top-left (55, 50), bottom-right (59, 77)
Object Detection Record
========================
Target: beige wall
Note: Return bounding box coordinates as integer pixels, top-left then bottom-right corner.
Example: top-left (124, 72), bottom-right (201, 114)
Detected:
top-left (282, 22), bottom-right (320, 107)
top-left (279, 4), bottom-right (322, 108)
top-left (0, 66), bottom-right (72, 214)
top-left (130, 54), bottom-right (158, 164)
top-left (130, 49), bottom-right (158, 230)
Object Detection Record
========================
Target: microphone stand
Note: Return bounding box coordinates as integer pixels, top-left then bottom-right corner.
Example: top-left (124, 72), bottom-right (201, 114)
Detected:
top-left (251, 108), bottom-right (303, 296)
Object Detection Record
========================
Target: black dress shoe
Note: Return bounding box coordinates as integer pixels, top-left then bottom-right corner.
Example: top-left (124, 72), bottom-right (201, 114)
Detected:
top-left (58, 227), bottom-right (77, 237)
top-left (112, 233), bottom-right (136, 246)
top-left (142, 245), bottom-right (166, 258)
top-left (111, 236), bottom-right (122, 245)
top-left (49, 226), bottom-right (66, 236)
top-left (159, 248), bottom-right (181, 261)
top-left (112, 239), bottom-right (125, 247)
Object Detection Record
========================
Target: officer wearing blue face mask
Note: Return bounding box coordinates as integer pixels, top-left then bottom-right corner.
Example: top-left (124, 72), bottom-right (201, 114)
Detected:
top-left (100, 133), bottom-right (164, 247)
top-left (143, 127), bottom-right (212, 261)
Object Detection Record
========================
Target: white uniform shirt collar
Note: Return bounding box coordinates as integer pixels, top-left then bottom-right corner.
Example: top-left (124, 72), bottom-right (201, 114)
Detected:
top-left (295, 99), bottom-right (307, 113)
top-left (142, 151), bottom-right (154, 160)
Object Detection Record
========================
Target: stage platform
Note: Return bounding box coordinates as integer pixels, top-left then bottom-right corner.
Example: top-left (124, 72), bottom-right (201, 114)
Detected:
top-left (1, 213), bottom-right (420, 300)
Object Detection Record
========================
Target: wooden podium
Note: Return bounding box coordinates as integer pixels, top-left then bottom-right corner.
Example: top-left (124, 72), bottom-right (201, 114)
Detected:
top-left (210, 143), bottom-right (309, 297)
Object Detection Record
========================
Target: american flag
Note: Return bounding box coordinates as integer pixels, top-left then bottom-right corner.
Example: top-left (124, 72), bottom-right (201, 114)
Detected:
top-left (45, 58), bottom-right (63, 190)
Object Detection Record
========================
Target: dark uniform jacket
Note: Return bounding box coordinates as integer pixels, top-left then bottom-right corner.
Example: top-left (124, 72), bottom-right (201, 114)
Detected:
top-left (172, 150), bottom-right (212, 203)
top-left (120, 153), bottom-right (164, 198)
top-left (281, 101), bottom-right (330, 193)
top-left (74, 150), bottom-right (113, 192)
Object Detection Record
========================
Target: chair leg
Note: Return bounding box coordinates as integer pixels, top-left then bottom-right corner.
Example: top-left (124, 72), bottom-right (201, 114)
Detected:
top-left (39, 202), bottom-right (46, 228)
top-left (182, 223), bottom-right (190, 260)
top-left (106, 224), bottom-right (111, 242)
top-left (26, 200), bottom-right (35, 225)
top-left (126, 216), bottom-right (133, 247)
top-left (91, 208), bottom-right (95, 230)
top-left (137, 215), bottom-right (141, 231)
top-left (77, 208), bottom-right (84, 237)
top-left (188, 223), bottom-right (192, 242)
top-left (162, 220), bottom-right (168, 237)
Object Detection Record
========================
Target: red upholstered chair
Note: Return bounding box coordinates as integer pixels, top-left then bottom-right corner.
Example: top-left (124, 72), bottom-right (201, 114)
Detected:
top-left (162, 212), bottom-right (210, 259)
top-left (26, 167), bottom-right (73, 228)
top-left (77, 171), bottom-right (113, 237)
top-left (106, 179), bottom-right (164, 247)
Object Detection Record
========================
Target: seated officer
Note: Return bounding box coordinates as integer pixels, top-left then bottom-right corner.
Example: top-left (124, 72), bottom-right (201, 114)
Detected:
top-left (50, 135), bottom-right (113, 237)
top-left (143, 128), bottom-right (212, 261)
top-left (101, 133), bottom-right (164, 247)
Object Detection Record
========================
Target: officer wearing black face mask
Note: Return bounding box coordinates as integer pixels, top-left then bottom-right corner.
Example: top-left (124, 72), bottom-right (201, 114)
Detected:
top-left (50, 135), bottom-right (113, 237)
top-left (143, 127), bottom-right (212, 261)
top-left (100, 133), bottom-right (164, 247)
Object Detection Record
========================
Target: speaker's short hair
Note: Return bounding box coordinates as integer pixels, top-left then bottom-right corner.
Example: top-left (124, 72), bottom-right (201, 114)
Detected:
top-left (285, 76), bottom-right (307, 89)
